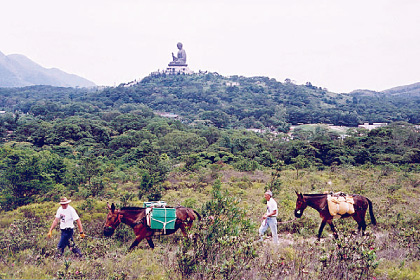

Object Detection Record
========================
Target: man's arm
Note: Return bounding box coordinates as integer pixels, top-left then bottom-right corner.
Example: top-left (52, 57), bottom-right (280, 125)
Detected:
top-left (76, 219), bottom-right (83, 233)
top-left (47, 217), bottom-right (59, 238)
top-left (263, 209), bottom-right (277, 219)
top-left (49, 217), bottom-right (59, 232)
top-left (76, 219), bottom-right (85, 238)
top-left (267, 209), bottom-right (277, 217)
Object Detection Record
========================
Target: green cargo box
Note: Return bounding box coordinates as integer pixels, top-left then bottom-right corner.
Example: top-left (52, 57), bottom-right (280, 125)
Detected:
top-left (150, 208), bottom-right (177, 230)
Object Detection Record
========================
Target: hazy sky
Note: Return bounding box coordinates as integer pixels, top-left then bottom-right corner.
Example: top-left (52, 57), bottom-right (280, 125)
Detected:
top-left (2, 0), bottom-right (419, 92)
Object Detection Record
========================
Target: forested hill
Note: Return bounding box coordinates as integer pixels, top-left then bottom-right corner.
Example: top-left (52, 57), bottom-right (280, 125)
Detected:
top-left (381, 81), bottom-right (420, 96)
top-left (1, 73), bottom-right (420, 129)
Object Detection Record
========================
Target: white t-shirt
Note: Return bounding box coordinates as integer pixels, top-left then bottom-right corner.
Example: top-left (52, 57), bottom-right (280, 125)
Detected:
top-left (266, 197), bottom-right (278, 217)
top-left (55, 205), bottom-right (80, 229)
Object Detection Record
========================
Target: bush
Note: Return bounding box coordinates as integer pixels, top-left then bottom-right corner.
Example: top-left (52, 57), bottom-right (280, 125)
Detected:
top-left (0, 217), bottom-right (53, 258)
top-left (233, 159), bottom-right (259, 172)
top-left (317, 233), bottom-right (379, 279)
top-left (177, 180), bottom-right (258, 279)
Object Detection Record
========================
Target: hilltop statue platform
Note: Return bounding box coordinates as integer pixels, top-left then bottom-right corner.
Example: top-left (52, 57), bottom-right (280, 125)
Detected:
top-left (165, 42), bottom-right (193, 74)
top-left (165, 64), bottom-right (193, 75)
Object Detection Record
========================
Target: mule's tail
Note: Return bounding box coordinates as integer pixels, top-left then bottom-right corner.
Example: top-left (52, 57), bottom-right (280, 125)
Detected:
top-left (367, 198), bottom-right (377, 225)
top-left (193, 210), bottom-right (202, 221)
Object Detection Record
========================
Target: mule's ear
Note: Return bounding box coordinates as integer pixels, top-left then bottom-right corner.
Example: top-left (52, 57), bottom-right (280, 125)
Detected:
top-left (111, 203), bottom-right (116, 212)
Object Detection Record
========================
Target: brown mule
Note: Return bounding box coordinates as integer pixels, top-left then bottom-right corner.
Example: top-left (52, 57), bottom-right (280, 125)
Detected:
top-left (294, 192), bottom-right (376, 240)
top-left (104, 203), bottom-right (201, 250)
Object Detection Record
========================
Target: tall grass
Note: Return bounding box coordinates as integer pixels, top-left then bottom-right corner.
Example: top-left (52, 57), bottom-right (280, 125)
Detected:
top-left (0, 165), bottom-right (419, 279)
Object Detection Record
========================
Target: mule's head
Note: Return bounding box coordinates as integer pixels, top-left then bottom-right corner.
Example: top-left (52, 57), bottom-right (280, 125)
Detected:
top-left (294, 191), bottom-right (307, 218)
top-left (104, 203), bottom-right (123, 237)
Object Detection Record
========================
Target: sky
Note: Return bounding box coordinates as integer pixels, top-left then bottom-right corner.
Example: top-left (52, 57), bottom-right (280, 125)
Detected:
top-left (1, 0), bottom-right (419, 93)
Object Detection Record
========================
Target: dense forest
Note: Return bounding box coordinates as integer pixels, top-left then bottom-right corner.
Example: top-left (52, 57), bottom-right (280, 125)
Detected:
top-left (1, 74), bottom-right (420, 279)
top-left (2, 73), bottom-right (420, 132)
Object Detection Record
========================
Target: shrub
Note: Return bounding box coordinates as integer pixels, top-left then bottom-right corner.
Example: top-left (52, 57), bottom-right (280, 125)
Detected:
top-left (233, 159), bottom-right (259, 172)
top-left (176, 180), bottom-right (258, 279)
top-left (317, 233), bottom-right (379, 279)
top-left (0, 217), bottom-right (51, 258)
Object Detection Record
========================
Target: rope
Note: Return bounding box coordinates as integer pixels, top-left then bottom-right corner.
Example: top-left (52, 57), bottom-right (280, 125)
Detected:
top-left (150, 217), bottom-right (177, 234)
top-left (277, 217), bottom-right (297, 224)
top-left (149, 207), bottom-right (177, 234)
top-left (83, 234), bottom-right (103, 240)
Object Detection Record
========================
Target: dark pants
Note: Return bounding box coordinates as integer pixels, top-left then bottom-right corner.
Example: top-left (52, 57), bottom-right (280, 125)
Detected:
top-left (57, 228), bottom-right (82, 257)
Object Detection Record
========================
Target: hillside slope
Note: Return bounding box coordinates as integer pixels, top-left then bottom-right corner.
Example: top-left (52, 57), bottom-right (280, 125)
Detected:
top-left (97, 73), bottom-right (420, 127)
top-left (1, 73), bottom-right (420, 127)
top-left (382, 81), bottom-right (420, 96)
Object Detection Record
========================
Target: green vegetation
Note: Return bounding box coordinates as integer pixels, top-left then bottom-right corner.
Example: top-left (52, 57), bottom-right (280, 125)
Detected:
top-left (2, 74), bottom-right (420, 129)
top-left (1, 166), bottom-right (420, 279)
top-left (0, 74), bottom-right (420, 279)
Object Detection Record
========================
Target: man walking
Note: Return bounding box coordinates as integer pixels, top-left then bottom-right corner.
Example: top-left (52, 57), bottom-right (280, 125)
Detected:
top-left (47, 197), bottom-right (85, 257)
top-left (259, 190), bottom-right (279, 244)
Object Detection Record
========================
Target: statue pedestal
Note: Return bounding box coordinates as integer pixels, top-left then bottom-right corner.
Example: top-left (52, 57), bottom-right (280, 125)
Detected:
top-left (165, 65), bottom-right (193, 75)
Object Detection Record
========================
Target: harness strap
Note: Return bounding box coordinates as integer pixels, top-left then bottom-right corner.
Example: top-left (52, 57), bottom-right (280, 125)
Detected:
top-left (134, 217), bottom-right (145, 226)
top-left (107, 212), bottom-right (123, 230)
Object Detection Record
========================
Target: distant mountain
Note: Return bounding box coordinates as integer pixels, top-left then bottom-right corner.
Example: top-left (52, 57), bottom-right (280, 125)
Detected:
top-left (0, 51), bottom-right (95, 88)
top-left (349, 82), bottom-right (420, 97)
top-left (347, 89), bottom-right (378, 97)
top-left (381, 82), bottom-right (420, 96)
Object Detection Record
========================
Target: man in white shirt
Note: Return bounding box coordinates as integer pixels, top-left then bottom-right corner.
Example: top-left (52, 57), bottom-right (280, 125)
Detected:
top-left (47, 197), bottom-right (85, 257)
top-left (259, 190), bottom-right (279, 244)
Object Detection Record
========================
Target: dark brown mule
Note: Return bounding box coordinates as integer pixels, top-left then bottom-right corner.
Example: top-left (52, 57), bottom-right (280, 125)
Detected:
top-left (294, 192), bottom-right (376, 240)
top-left (104, 203), bottom-right (201, 250)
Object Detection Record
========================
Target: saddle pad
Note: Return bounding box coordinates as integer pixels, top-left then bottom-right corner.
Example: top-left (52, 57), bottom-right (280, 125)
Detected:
top-left (327, 194), bottom-right (355, 216)
top-left (145, 207), bottom-right (152, 227)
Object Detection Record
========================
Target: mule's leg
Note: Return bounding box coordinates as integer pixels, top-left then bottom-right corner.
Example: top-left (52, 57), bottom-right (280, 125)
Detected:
top-left (185, 220), bottom-right (193, 231)
top-left (146, 237), bottom-right (155, 249)
top-left (129, 234), bottom-right (155, 250)
top-left (317, 221), bottom-right (327, 240)
top-left (129, 238), bottom-right (143, 251)
top-left (179, 223), bottom-right (188, 237)
top-left (328, 221), bottom-right (338, 239)
top-left (176, 218), bottom-right (194, 237)
top-left (361, 219), bottom-right (367, 235)
top-left (355, 217), bottom-right (366, 236)
top-left (354, 214), bottom-right (367, 236)
top-left (128, 226), bottom-right (153, 251)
